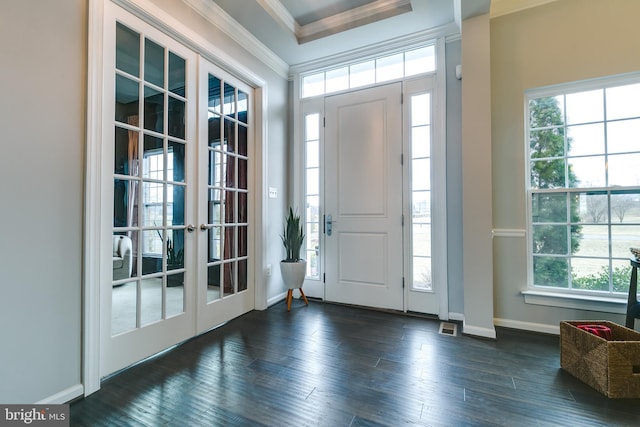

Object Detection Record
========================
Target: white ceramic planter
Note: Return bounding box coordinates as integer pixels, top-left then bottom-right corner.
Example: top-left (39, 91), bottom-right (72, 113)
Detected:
top-left (280, 260), bottom-right (307, 289)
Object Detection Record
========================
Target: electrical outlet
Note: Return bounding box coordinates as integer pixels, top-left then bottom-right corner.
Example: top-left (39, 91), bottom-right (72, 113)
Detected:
top-left (266, 264), bottom-right (272, 276)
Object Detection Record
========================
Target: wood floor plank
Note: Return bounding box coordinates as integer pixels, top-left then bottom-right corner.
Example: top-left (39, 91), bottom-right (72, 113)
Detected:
top-left (71, 302), bottom-right (640, 426)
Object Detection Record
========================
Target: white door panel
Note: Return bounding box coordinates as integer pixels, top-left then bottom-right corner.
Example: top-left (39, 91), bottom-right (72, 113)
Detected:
top-left (324, 83), bottom-right (403, 310)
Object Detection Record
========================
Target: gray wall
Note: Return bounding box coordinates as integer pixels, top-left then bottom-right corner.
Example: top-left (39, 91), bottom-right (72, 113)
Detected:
top-left (0, 0), bottom-right (85, 403)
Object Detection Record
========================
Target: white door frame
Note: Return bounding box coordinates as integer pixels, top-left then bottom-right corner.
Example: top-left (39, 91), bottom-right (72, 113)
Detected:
top-left (84, 0), bottom-right (268, 396)
top-left (292, 38), bottom-right (449, 318)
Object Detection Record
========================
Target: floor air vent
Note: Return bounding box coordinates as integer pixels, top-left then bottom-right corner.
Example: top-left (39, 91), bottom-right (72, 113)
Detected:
top-left (439, 322), bottom-right (458, 336)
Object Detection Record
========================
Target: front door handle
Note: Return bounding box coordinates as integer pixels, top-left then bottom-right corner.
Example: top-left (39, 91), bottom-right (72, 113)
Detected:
top-left (326, 214), bottom-right (332, 236)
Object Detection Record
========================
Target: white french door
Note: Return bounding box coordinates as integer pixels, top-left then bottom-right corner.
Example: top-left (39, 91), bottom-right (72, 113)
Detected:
top-left (324, 83), bottom-right (404, 310)
top-left (196, 61), bottom-right (254, 333)
top-left (100, 3), bottom-right (254, 377)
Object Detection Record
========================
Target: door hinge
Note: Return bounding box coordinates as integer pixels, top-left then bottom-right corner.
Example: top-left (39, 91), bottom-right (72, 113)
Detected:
top-left (323, 117), bottom-right (326, 127)
top-left (401, 153), bottom-right (404, 165)
top-left (401, 93), bottom-right (404, 104)
top-left (401, 214), bottom-right (404, 226)
top-left (402, 277), bottom-right (405, 288)
top-left (323, 273), bottom-right (326, 283)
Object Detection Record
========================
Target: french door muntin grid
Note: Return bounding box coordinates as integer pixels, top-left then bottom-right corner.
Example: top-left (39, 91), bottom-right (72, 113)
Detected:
top-left (112, 21), bottom-right (189, 331)
top-left (205, 75), bottom-right (249, 300)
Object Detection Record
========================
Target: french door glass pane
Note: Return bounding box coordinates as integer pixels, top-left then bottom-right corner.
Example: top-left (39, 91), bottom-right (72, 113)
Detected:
top-left (238, 91), bottom-right (248, 123)
top-left (115, 75), bottom-right (139, 123)
top-left (224, 83), bottom-right (236, 118)
top-left (116, 23), bottom-right (140, 76)
top-left (168, 96), bottom-right (186, 139)
top-left (168, 52), bottom-right (185, 96)
top-left (144, 86), bottom-right (164, 133)
top-left (238, 259), bottom-right (248, 292)
top-left (140, 278), bottom-right (162, 326)
top-left (166, 280), bottom-right (184, 317)
top-left (144, 38), bottom-right (164, 87)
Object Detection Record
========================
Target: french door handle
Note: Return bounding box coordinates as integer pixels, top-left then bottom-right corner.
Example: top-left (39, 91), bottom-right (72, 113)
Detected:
top-left (187, 224), bottom-right (196, 233)
top-left (325, 214), bottom-right (333, 236)
top-left (200, 224), bottom-right (213, 231)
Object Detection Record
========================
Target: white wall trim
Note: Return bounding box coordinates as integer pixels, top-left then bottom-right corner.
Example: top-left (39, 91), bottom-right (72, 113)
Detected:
top-left (182, 0), bottom-right (289, 79)
top-left (448, 312), bottom-right (464, 321)
top-left (267, 290), bottom-right (288, 307)
top-left (462, 322), bottom-right (497, 339)
top-left (522, 290), bottom-right (627, 314)
top-left (494, 317), bottom-right (560, 335)
top-left (83, 0), bottom-right (105, 397)
top-left (255, 85), bottom-right (269, 311)
top-left (493, 228), bottom-right (526, 238)
top-left (434, 36), bottom-right (449, 320)
top-left (256, 0), bottom-right (299, 36)
top-left (36, 384), bottom-right (84, 405)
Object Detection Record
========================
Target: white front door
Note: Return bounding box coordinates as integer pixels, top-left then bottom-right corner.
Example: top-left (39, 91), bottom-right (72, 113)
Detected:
top-left (324, 83), bottom-right (404, 310)
top-left (100, 4), bottom-right (254, 377)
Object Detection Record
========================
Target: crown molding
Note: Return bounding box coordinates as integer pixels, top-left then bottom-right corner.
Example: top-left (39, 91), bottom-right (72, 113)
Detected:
top-left (256, 0), bottom-right (299, 36)
top-left (182, 0), bottom-right (289, 78)
top-left (297, 0), bottom-right (412, 44)
top-left (256, 0), bottom-right (412, 45)
top-left (289, 22), bottom-right (459, 76)
top-left (490, 0), bottom-right (558, 18)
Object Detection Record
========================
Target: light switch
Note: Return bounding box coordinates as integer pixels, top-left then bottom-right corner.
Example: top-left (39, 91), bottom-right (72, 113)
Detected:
top-left (269, 187), bottom-right (278, 199)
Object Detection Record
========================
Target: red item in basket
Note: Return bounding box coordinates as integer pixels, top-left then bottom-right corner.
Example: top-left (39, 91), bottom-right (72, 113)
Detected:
top-left (576, 324), bottom-right (613, 340)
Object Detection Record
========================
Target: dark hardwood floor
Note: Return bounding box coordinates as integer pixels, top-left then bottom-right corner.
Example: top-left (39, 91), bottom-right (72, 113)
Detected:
top-left (71, 300), bottom-right (640, 426)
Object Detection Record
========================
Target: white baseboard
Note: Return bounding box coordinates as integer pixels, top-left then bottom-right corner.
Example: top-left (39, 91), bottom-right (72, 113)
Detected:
top-left (494, 318), bottom-right (560, 335)
top-left (267, 291), bottom-right (287, 307)
top-left (36, 384), bottom-right (84, 404)
top-left (462, 322), bottom-right (497, 339)
top-left (448, 312), bottom-right (464, 321)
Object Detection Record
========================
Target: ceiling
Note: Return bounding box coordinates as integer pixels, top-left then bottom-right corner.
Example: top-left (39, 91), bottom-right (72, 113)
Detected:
top-left (209, 0), bottom-right (490, 67)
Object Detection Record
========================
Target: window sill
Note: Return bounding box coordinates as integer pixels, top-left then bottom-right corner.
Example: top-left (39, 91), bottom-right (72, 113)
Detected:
top-left (522, 290), bottom-right (626, 314)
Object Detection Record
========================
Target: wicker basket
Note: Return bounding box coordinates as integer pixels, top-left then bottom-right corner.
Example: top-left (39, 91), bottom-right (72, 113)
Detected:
top-left (560, 320), bottom-right (640, 398)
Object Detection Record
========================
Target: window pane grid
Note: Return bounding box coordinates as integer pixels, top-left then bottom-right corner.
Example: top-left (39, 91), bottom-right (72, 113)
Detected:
top-left (528, 79), bottom-right (640, 296)
top-left (304, 113), bottom-right (320, 278)
top-left (301, 45), bottom-right (436, 98)
top-left (410, 93), bottom-right (432, 291)
top-left (205, 73), bottom-right (250, 298)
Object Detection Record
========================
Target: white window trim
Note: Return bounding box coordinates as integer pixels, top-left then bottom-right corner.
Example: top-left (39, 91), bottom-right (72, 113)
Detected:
top-left (522, 72), bottom-right (640, 312)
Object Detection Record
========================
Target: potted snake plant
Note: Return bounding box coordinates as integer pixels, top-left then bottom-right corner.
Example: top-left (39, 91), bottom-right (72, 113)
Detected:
top-left (280, 207), bottom-right (306, 290)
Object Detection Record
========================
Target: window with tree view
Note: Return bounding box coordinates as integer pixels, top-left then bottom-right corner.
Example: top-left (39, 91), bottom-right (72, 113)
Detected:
top-left (527, 76), bottom-right (640, 296)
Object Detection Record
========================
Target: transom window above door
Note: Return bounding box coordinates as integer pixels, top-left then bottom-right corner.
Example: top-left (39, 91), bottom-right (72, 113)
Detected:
top-left (301, 45), bottom-right (435, 98)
